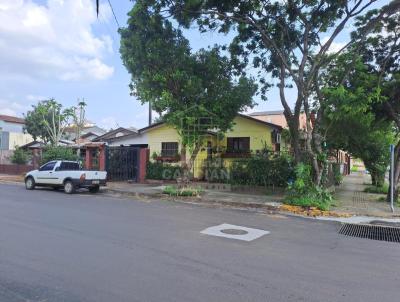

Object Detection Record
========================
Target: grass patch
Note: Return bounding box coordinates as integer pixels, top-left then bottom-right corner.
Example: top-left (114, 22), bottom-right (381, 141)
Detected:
top-left (163, 185), bottom-right (203, 197)
top-left (350, 166), bottom-right (358, 172)
top-left (364, 183), bottom-right (389, 194)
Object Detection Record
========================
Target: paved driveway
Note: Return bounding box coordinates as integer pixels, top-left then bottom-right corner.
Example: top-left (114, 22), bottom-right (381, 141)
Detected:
top-left (1, 183), bottom-right (399, 302)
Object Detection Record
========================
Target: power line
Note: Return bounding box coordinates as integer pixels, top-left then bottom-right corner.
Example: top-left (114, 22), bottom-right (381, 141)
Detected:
top-left (107, 0), bottom-right (120, 29)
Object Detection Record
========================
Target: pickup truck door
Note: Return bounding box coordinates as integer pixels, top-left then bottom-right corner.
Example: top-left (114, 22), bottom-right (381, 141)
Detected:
top-left (36, 161), bottom-right (58, 184)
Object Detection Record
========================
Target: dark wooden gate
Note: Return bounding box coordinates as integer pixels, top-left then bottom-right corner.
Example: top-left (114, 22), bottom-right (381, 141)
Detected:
top-left (105, 146), bottom-right (139, 181)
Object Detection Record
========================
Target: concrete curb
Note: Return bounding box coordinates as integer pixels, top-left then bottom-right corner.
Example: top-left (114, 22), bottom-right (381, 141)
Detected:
top-left (104, 187), bottom-right (282, 211)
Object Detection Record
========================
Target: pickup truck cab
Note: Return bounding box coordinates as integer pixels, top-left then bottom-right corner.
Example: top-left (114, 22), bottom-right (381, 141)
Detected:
top-left (25, 160), bottom-right (107, 194)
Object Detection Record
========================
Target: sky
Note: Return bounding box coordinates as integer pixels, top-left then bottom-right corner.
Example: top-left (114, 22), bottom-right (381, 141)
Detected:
top-left (0, 0), bottom-right (390, 130)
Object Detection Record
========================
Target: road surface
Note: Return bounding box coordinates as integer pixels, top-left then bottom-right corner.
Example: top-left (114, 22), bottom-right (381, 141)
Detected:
top-left (0, 183), bottom-right (399, 302)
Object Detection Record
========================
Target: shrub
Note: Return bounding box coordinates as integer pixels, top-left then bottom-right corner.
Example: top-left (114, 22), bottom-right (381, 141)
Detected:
top-left (146, 161), bottom-right (183, 180)
top-left (285, 163), bottom-right (333, 211)
top-left (204, 158), bottom-right (229, 183)
top-left (350, 166), bottom-right (358, 172)
top-left (41, 146), bottom-right (78, 165)
top-left (11, 146), bottom-right (30, 164)
top-left (163, 185), bottom-right (203, 196)
top-left (229, 153), bottom-right (294, 187)
top-left (364, 183), bottom-right (389, 194)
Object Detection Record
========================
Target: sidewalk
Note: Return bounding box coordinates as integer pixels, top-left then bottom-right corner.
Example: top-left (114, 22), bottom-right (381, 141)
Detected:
top-left (333, 172), bottom-right (400, 217)
top-left (106, 181), bottom-right (283, 210)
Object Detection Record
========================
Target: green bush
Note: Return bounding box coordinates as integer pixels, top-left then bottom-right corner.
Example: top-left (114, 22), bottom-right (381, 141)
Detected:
top-left (204, 158), bottom-right (229, 183)
top-left (284, 163), bottom-right (333, 211)
top-left (11, 146), bottom-right (30, 164)
top-left (163, 185), bottom-right (203, 196)
top-left (146, 161), bottom-right (183, 180)
top-left (41, 146), bottom-right (78, 165)
top-left (350, 166), bottom-right (358, 172)
top-left (364, 183), bottom-right (389, 194)
top-left (229, 153), bottom-right (294, 187)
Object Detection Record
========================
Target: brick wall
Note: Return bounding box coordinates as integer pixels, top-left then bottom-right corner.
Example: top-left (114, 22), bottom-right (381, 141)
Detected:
top-left (0, 164), bottom-right (34, 175)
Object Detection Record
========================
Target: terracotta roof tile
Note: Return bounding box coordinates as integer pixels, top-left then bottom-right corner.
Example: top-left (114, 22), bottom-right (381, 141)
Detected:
top-left (0, 114), bottom-right (25, 124)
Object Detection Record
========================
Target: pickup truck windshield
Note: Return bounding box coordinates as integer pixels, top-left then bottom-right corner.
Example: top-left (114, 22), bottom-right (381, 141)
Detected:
top-left (59, 162), bottom-right (80, 171)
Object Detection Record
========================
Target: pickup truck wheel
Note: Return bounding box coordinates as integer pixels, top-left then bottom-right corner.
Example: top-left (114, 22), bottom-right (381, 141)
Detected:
top-left (25, 177), bottom-right (35, 190)
top-left (64, 180), bottom-right (75, 194)
top-left (89, 185), bottom-right (100, 193)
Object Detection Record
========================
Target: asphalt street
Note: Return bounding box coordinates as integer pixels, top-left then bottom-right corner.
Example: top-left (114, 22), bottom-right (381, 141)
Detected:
top-left (0, 183), bottom-right (399, 302)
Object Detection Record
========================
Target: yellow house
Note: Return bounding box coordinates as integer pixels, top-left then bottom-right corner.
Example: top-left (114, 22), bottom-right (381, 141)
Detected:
top-left (140, 114), bottom-right (283, 179)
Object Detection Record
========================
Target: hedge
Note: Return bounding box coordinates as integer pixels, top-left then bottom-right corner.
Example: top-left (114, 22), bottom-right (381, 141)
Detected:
top-left (146, 162), bottom-right (183, 180)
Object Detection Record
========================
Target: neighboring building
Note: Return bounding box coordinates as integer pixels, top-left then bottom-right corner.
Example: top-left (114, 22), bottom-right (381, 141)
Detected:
top-left (0, 114), bottom-right (33, 150)
top-left (249, 110), bottom-right (308, 129)
top-left (92, 127), bottom-right (139, 144)
top-left (63, 125), bottom-right (107, 142)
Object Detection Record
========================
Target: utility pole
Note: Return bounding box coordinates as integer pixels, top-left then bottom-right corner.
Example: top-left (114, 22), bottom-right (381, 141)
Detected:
top-left (390, 144), bottom-right (395, 213)
top-left (149, 101), bottom-right (152, 126)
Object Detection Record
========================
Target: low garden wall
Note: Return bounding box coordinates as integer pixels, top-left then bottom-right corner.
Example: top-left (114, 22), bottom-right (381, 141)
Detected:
top-left (0, 164), bottom-right (34, 175)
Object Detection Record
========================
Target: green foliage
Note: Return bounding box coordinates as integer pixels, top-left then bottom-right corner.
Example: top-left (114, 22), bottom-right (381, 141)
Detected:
top-left (139, 0), bottom-right (383, 179)
top-left (163, 185), bottom-right (203, 197)
top-left (146, 162), bottom-right (183, 180)
top-left (119, 2), bottom-right (257, 163)
top-left (322, 52), bottom-right (395, 187)
top-left (350, 166), bottom-right (358, 172)
top-left (24, 99), bottom-right (73, 145)
top-left (364, 184), bottom-right (389, 194)
top-left (285, 164), bottom-right (333, 211)
top-left (10, 147), bottom-right (30, 165)
top-left (204, 158), bottom-right (230, 183)
top-left (41, 146), bottom-right (78, 165)
top-left (229, 153), bottom-right (294, 187)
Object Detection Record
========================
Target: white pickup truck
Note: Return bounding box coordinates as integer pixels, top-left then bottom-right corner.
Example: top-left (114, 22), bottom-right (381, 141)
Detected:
top-left (25, 160), bottom-right (107, 194)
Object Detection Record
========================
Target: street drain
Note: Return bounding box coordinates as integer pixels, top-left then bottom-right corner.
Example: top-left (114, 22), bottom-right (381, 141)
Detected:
top-left (339, 223), bottom-right (400, 243)
top-left (221, 229), bottom-right (248, 235)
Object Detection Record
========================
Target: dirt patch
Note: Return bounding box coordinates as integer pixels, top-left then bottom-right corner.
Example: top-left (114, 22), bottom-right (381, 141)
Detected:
top-left (279, 204), bottom-right (352, 218)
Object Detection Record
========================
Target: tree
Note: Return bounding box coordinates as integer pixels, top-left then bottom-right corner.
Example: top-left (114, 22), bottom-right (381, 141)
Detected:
top-left (320, 7), bottom-right (400, 192)
top-left (72, 99), bottom-right (87, 143)
top-left (141, 0), bottom-right (399, 185)
top-left (119, 2), bottom-right (257, 177)
top-left (353, 10), bottom-right (400, 200)
top-left (24, 99), bottom-right (73, 146)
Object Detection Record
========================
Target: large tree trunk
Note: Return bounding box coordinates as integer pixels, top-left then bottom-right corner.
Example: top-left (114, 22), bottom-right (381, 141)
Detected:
top-left (179, 143), bottom-right (202, 183)
top-left (286, 116), bottom-right (302, 163)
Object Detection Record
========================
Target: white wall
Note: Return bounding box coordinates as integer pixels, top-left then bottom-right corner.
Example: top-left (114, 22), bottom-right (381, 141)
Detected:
top-left (108, 133), bottom-right (148, 146)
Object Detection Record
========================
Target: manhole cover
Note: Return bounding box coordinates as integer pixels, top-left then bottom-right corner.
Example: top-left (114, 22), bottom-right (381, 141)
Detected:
top-left (200, 223), bottom-right (270, 241)
top-left (339, 223), bottom-right (400, 243)
top-left (221, 229), bottom-right (249, 235)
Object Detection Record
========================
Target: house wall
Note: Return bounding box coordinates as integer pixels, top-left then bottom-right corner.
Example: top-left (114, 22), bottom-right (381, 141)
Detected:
top-left (146, 116), bottom-right (279, 179)
top-left (252, 112), bottom-right (307, 130)
top-left (147, 125), bottom-right (181, 157)
top-left (0, 120), bottom-right (24, 133)
top-left (0, 120), bottom-right (33, 150)
top-left (8, 132), bottom-right (33, 150)
top-left (224, 116), bottom-right (274, 151)
top-left (108, 133), bottom-right (148, 146)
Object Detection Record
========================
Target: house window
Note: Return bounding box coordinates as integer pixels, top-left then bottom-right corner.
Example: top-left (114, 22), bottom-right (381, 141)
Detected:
top-left (161, 142), bottom-right (179, 157)
top-left (227, 137), bottom-right (250, 153)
